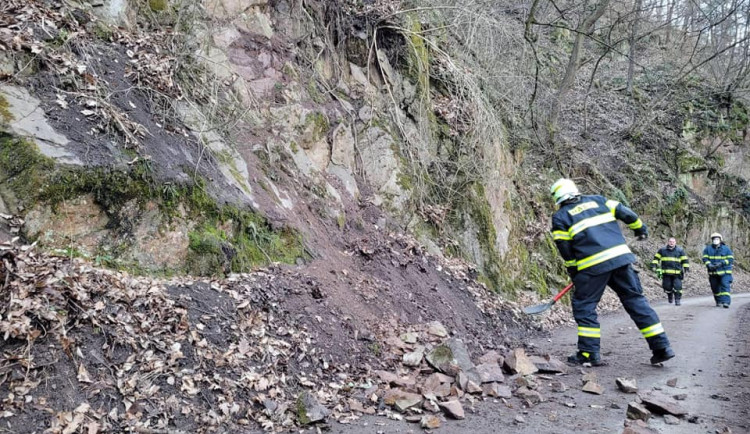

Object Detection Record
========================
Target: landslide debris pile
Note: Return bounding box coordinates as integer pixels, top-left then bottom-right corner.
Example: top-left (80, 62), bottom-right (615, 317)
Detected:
top-left (0, 238), bottom-right (577, 433)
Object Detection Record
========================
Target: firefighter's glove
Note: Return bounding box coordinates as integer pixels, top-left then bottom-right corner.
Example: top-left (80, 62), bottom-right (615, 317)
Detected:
top-left (706, 263), bottom-right (717, 270)
top-left (634, 227), bottom-right (648, 240)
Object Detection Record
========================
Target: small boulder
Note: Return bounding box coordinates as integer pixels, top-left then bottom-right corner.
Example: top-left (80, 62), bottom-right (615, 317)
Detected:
top-left (427, 321), bottom-right (448, 338)
top-left (664, 414), bottom-right (680, 425)
top-left (482, 383), bottom-right (512, 398)
top-left (673, 394), bottom-right (687, 401)
top-left (616, 378), bottom-right (638, 394)
top-left (476, 363), bottom-right (505, 383)
top-left (297, 391), bottom-right (329, 425)
top-left (384, 389), bottom-right (423, 412)
top-left (666, 378), bottom-right (678, 387)
top-left (400, 332), bottom-right (418, 344)
top-left (420, 415), bottom-right (441, 429)
top-left (504, 349), bottom-right (538, 376)
top-left (530, 355), bottom-right (568, 373)
top-left (582, 381), bottom-right (604, 395)
top-left (403, 346), bottom-right (425, 367)
top-left (550, 380), bottom-right (567, 393)
top-left (477, 350), bottom-right (504, 366)
top-left (515, 387), bottom-right (545, 405)
top-left (439, 400), bottom-right (465, 419)
top-left (639, 390), bottom-right (687, 416)
top-left (626, 401), bottom-right (652, 421)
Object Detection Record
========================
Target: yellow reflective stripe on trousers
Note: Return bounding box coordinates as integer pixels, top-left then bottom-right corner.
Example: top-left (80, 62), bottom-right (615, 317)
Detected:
top-left (577, 244), bottom-right (632, 271)
top-left (627, 218), bottom-right (643, 229)
top-left (662, 269), bottom-right (682, 274)
top-left (716, 292), bottom-right (731, 296)
top-left (640, 323), bottom-right (665, 338)
top-left (552, 230), bottom-right (572, 241)
top-left (709, 270), bottom-right (733, 275)
top-left (569, 213), bottom-right (616, 237)
top-left (577, 326), bottom-right (601, 338)
top-left (704, 255), bottom-right (733, 259)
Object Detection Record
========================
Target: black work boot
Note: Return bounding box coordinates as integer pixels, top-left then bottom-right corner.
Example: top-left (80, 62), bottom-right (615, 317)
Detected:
top-left (650, 347), bottom-right (675, 364)
top-left (667, 293), bottom-right (673, 303)
top-left (567, 350), bottom-right (603, 366)
top-left (675, 296), bottom-right (681, 306)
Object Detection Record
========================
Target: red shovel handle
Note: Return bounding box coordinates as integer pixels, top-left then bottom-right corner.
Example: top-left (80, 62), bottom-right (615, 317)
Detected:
top-left (552, 282), bottom-right (574, 303)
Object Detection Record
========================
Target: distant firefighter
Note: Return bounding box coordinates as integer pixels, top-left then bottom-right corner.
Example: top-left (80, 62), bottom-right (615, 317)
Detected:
top-left (651, 238), bottom-right (689, 306)
top-left (702, 233), bottom-right (734, 308)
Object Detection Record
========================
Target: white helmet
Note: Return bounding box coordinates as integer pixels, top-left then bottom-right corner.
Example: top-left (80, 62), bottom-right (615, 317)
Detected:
top-left (550, 178), bottom-right (580, 205)
top-left (710, 232), bottom-right (722, 241)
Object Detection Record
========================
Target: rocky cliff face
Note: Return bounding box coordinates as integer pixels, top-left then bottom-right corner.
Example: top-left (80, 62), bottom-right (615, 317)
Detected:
top-left (0, 0), bottom-right (747, 290)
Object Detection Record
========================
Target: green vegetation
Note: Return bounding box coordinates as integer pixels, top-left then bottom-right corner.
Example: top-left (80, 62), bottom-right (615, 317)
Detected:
top-left (0, 133), bottom-right (306, 276)
top-left (0, 94), bottom-right (13, 123)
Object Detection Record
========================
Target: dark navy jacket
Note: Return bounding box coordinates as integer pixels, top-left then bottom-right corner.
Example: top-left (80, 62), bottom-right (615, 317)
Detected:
top-left (702, 243), bottom-right (734, 276)
top-left (551, 195), bottom-right (646, 276)
top-left (651, 246), bottom-right (689, 275)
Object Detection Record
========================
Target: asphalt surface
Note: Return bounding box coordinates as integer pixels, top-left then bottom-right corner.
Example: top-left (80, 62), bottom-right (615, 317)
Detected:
top-left (328, 293), bottom-right (750, 433)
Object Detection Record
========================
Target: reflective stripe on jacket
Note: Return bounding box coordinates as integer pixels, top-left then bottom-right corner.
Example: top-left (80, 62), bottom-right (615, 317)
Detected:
top-left (651, 246), bottom-right (689, 274)
top-left (702, 243), bottom-right (734, 276)
top-left (551, 195), bottom-right (642, 275)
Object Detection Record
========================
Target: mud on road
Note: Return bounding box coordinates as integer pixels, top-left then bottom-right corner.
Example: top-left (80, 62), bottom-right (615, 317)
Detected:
top-left (330, 294), bottom-right (750, 433)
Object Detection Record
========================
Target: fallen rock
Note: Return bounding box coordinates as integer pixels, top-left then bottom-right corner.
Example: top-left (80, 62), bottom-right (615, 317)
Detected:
top-left (582, 381), bottom-right (604, 395)
top-left (297, 391), bottom-right (329, 425)
top-left (664, 414), bottom-right (680, 425)
top-left (582, 372), bottom-right (598, 384)
top-left (422, 373), bottom-right (452, 398)
top-left (477, 350), bottom-right (504, 365)
top-left (466, 380), bottom-right (482, 394)
top-left (673, 394), bottom-right (687, 401)
top-left (514, 387), bottom-right (545, 405)
top-left (405, 415), bottom-right (422, 423)
top-left (626, 402), bottom-right (652, 421)
top-left (550, 380), bottom-right (567, 393)
top-left (384, 389), bottom-right (423, 412)
top-left (514, 414), bottom-right (526, 424)
top-left (426, 346), bottom-right (459, 375)
top-left (622, 419), bottom-right (659, 434)
top-left (716, 426), bottom-right (732, 433)
top-left (446, 338), bottom-right (474, 371)
top-left (476, 363), bottom-right (505, 383)
top-left (530, 355), bottom-right (568, 373)
top-left (439, 400), bottom-right (465, 419)
top-left (616, 378), bottom-right (638, 394)
top-left (423, 399), bottom-right (439, 413)
top-left (457, 369), bottom-right (482, 391)
top-left (403, 346), bottom-right (425, 367)
top-left (427, 321), bottom-right (448, 338)
top-left (639, 390), bottom-right (687, 416)
top-left (420, 415), bottom-right (441, 429)
top-left (666, 378), bottom-right (678, 387)
top-left (348, 399), bottom-right (376, 415)
top-left (400, 332), bottom-right (418, 344)
top-left (504, 349), bottom-right (538, 376)
top-left (482, 383), bottom-right (512, 398)
top-left (376, 370), bottom-right (415, 387)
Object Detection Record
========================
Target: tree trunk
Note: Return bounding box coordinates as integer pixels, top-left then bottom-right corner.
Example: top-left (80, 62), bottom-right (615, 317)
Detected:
top-left (548, 0), bottom-right (612, 133)
top-left (627, 0), bottom-right (643, 95)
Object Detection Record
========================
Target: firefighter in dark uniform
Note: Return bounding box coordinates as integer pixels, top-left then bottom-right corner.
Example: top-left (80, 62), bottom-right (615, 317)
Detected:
top-left (550, 178), bottom-right (675, 366)
top-left (651, 237), bottom-right (690, 305)
top-left (703, 232), bottom-right (734, 308)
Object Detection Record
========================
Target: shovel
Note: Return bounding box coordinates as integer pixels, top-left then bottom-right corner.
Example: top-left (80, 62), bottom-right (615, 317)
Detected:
top-left (522, 282), bottom-right (574, 315)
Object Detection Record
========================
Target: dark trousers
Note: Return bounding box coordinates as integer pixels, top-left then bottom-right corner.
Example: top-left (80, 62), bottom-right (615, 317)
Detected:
top-left (709, 274), bottom-right (732, 305)
top-left (662, 275), bottom-right (683, 298)
top-left (572, 264), bottom-right (670, 353)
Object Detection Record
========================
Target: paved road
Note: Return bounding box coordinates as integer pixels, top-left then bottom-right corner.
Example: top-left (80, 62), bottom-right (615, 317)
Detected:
top-left (329, 293), bottom-right (750, 433)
